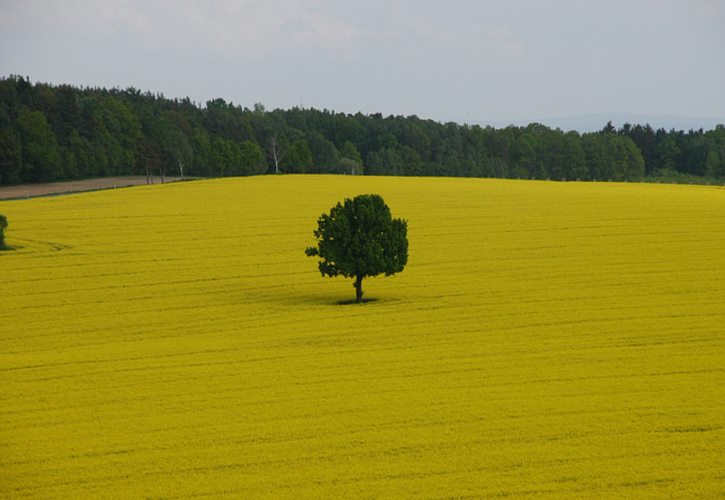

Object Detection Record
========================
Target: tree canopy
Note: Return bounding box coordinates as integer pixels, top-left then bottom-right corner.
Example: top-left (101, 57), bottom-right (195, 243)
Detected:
top-left (1, 76), bottom-right (724, 185)
top-left (305, 194), bottom-right (408, 303)
top-left (0, 214), bottom-right (8, 249)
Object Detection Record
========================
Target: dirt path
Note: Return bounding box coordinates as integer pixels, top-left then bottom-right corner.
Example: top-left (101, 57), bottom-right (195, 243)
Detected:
top-left (0, 176), bottom-right (187, 200)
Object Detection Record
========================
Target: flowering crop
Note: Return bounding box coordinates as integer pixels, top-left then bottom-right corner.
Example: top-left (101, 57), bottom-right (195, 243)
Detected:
top-left (1, 176), bottom-right (723, 497)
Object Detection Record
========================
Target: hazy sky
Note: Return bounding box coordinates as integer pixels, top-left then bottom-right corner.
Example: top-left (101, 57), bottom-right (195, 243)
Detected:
top-left (1, 0), bottom-right (724, 124)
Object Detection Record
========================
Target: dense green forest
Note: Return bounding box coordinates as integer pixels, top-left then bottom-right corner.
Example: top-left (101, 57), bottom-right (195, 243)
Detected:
top-left (1, 75), bottom-right (724, 185)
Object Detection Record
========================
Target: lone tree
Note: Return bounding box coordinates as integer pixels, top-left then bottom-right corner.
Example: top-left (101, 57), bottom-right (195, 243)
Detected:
top-left (0, 214), bottom-right (7, 250)
top-left (305, 194), bottom-right (408, 303)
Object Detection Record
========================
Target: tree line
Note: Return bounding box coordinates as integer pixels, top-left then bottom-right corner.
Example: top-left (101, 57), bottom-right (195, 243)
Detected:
top-left (1, 75), bottom-right (724, 185)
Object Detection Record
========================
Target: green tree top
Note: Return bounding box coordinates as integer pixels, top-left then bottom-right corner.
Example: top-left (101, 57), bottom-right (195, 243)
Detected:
top-left (305, 194), bottom-right (408, 303)
top-left (0, 214), bottom-right (8, 249)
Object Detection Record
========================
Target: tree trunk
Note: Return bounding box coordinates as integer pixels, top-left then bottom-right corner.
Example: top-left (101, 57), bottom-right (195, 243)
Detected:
top-left (269, 134), bottom-right (285, 174)
top-left (354, 275), bottom-right (363, 303)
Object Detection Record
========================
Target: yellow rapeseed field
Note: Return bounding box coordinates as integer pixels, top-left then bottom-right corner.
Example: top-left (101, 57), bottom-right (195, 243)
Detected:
top-left (1, 175), bottom-right (724, 498)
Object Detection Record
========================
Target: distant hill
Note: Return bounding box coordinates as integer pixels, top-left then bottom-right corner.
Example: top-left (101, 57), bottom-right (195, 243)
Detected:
top-left (475, 113), bottom-right (725, 133)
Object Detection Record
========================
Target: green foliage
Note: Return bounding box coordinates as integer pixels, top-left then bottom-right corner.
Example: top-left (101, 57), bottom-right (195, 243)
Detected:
top-left (307, 131), bottom-right (339, 172)
top-left (704, 151), bottom-right (719, 178)
top-left (238, 140), bottom-right (266, 175)
top-left (0, 127), bottom-right (22, 183)
top-left (581, 134), bottom-right (644, 181)
top-left (209, 136), bottom-right (237, 177)
top-left (16, 109), bottom-right (61, 181)
top-left (306, 194), bottom-right (408, 302)
top-left (0, 76), bottom-right (723, 185)
top-left (646, 168), bottom-right (724, 185)
top-left (283, 139), bottom-right (314, 173)
top-left (339, 140), bottom-right (362, 165)
top-left (337, 157), bottom-right (361, 175)
top-left (0, 214), bottom-right (7, 249)
top-left (337, 140), bottom-right (363, 174)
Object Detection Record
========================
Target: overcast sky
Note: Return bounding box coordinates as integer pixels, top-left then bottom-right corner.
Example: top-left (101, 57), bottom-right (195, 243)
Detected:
top-left (1, 0), bottom-right (724, 125)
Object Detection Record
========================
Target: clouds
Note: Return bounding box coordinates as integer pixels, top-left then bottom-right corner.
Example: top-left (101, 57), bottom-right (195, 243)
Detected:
top-left (158, 1), bottom-right (367, 55)
top-left (0, 0), bottom-right (148, 32)
top-left (0, 0), bottom-right (723, 122)
top-left (0, 0), bottom-right (527, 60)
top-left (1, 0), bottom-right (367, 56)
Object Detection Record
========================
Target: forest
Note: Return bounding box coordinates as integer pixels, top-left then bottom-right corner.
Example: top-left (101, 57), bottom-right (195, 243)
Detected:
top-left (1, 75), bottom-right (724, 185)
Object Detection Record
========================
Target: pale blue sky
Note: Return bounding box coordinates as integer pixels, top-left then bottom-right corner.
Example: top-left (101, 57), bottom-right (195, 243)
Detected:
top-left (1, 0), bottom-right (724, 126)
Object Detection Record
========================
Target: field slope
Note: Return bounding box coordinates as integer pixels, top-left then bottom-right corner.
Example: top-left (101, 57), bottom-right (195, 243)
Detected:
top-left (1, 175), bottom-right (724, 497)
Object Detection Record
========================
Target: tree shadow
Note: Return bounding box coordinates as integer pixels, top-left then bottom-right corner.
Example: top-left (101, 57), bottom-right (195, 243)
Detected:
top-left (335, 298), bottom-right (379, 305)
top-left (275, 290), bottom-right (388, 307)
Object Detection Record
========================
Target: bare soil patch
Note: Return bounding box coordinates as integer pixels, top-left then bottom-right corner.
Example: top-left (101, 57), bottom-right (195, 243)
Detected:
top-left (0, 176), bottom-right (187, 200)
